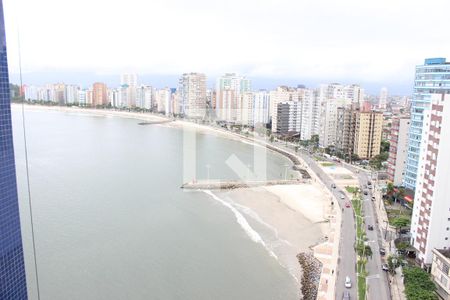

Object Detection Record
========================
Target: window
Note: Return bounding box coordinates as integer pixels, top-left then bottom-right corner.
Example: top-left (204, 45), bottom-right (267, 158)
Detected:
top-left (443, 263), bottom-right (450, 275)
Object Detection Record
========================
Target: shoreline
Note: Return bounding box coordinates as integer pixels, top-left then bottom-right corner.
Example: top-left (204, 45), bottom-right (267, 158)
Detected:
top-left (12, 103), bottom-right (338, 298)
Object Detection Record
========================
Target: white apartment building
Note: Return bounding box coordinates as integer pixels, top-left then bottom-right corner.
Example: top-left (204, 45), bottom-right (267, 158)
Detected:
top-left (379, 87), bottom-right (388, 110)
top-left (253, 90), bottom-right (270, 126)
top-left (411, 93), bottom-right (450, 266)
top-left (275, 101), bottom-right (302, 134)
top-left (179, 73), bottom-right (207, 118)
top-left (318, 84), bottom-right (355, 147)
top-left (155, 88), bottom-right (171, 114)
top-left (387, 116), bottom-right (410, 185)
top-left (65, 85), bottom-right (79, 104)
top-left (215, 73), bottom-right (251, 122)
top-left (239, 92), bottom-right (254, 126)
top-left (300, 88), bottom-right (319, 140)
top-left (270, 86), bottom-right (296, 131)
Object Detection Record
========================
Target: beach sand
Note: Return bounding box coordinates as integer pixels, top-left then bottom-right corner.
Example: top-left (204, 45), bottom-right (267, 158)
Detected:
top-left (216, 183), bottom-right (331, 283)
top-left (15, 104), bottom-right (335, 295)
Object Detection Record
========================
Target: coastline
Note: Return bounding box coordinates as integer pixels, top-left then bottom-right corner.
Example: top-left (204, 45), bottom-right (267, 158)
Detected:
top-left (13, 104), bottom-right (338, 298)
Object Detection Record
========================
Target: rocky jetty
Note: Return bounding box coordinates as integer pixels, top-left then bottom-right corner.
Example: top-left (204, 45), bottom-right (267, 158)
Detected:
top-left (297, 252), bottom-right (322, 300)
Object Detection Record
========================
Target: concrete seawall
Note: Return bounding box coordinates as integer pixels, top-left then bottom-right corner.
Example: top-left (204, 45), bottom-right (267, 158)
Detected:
top-left (181, 179), bottom-right (310, 190)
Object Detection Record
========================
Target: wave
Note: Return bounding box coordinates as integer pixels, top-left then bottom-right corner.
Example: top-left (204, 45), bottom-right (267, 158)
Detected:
top-left (230, 201), bottom-right (293, 247)
top-left (203, 190), bottom-right (278, 259)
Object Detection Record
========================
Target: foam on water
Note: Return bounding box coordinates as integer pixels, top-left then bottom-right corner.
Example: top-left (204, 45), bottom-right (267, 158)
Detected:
top-left (203, 190), bottom-right (278, 259)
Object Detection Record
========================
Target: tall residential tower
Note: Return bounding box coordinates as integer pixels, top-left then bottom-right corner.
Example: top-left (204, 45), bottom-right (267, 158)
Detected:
top-left (403, 58), bottom-right (450, 190)
top-left (0, 0), bottom-right (28, 298)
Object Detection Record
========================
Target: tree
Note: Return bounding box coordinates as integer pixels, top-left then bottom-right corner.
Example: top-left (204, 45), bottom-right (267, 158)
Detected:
top-left (391, 216), bottom-right (410, 233)
top-left (403, 267), bottom-right (437, 300)
top-left (381, 140), bottom-right (390, 153)
top-left (387, 255), bottom-right (401, 274)
top-left (386, 182), bottom-right (395, 198)
top-left (356, 243), bottom-right (373, 258)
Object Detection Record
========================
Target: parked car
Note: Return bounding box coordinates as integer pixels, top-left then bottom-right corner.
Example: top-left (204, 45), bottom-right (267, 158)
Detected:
top-left (345, 276), bottom-right (352, 288)
top-left (343, 290), bottom-right (351, 300)
top-left (345, 202), bottom-right (351, 208)
top-left (382, 264), bottom-right (389, 271)
top-left (371, 196), bottom-right (376, 201)
top-left (399, 228), bottom-right (410, 234)
top-left (379, 248), bottom-right (386, 256)
top-left (367, 181), bottom-right (372, 186)
top-left (367, 225), bottom-right (374, 231)
top-left (363, 190), bottom-right (368, 195)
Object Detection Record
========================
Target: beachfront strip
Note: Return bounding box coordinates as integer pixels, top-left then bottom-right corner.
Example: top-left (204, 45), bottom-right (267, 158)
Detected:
top-left (16, 104), bottom-right (345, 299)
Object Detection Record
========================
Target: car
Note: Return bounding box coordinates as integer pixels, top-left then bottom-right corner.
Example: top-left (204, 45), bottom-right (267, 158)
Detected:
top-left (345, 202), bottom-right (351, 208)
top-left (345, 276), bottom-right (352, 288)
top-left (382, 263), bottom-right (389, 271)
top-left (363, 190), bottom-right (368, 195)
top-left (371, 196), bottom-right (376, 201)
top-left (367, 181), bottom-right (372, 186)
top-left (331, 183), bottom-right (336, 189)
top-left (367, 225), bottom-right (374, 231)
top-left (343, 290), bottom-right (351, 300)
top-left (340, 194), bottom-right (345, 200)
top-left (379, 248), bottom-right (386, 256)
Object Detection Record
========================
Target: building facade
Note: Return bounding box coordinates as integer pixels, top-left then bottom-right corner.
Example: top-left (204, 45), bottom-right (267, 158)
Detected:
top-left (92, 82), bottom-right (108, 106)
top-left (403, 58), bottom-right (450, 190)
top-left (431, 249), bottom-right (450, 300)
top-left (215, 73), bottom-right (251, 122)
top-left (275, 101), bottom-right (301, 135)
top-left (379, 87), bottom-right (388, 110)
top-left (410, 93), bottom-right (450, 266)
top-left (353, 111), bottom-right (383, 159)
top-left (179, 73), bottom-right (207, 118)
top-left (387, 116), bottom-right (410, 185)
top-left (0, 0), bottom-right (28, 297)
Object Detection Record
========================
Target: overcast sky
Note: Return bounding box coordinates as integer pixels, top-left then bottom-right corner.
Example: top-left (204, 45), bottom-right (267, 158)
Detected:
top-left (3, 0), bottom-right (450, 94)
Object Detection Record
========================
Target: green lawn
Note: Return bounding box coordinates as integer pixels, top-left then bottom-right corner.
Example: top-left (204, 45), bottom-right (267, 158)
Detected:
top-left (345, 186), bottom-right (359, 194)
top-left (352, 192), bottom-right (367, 300)
top-left (320, 162), bottom-right (335, 167)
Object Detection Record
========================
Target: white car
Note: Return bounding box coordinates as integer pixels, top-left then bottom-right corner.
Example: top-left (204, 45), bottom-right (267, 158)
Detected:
top-left (345, 276), bottom-right (352, 288)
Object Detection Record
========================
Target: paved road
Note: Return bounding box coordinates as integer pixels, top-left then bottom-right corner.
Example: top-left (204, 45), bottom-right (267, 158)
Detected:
top-left (346, 167), bottom-right (391, 300)
top-left (272, 141), bottom-right (391, 300)
top-left (271, 142), bottom-right (358, 300)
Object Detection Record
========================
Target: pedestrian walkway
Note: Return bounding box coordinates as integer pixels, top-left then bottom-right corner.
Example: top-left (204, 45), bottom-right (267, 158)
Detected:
top-left (313, 202), bottom-right (341, 300)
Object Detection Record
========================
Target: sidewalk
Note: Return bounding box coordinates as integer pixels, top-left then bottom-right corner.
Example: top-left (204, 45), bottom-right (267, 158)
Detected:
top-left (372, 186), bottom-right (406, 300)
top-left (313, 201), bottom-right (341, 300)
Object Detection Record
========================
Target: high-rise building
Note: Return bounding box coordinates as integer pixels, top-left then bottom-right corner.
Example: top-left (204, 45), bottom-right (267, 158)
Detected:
top-left (379, 87), bottom-right (388, 110)
top-left (387, 116), bottom-right (410, 186)
top-left (92, 82), bottom-right (108, 107)
top-left (0, 0), bottom-right (28, 297)
top-left (403, 58), bottom-right (450, 190)
top-left (179, 73), bottom-right (207, 118)
top-left (253, 90), bottom-right (270, 126)
top-left (300, 88), bottom-right (319, 141)
top-left (275, 101), bottom-right (301, 135)
top-left (239, 92), bottom-right (254, 126)
top-left (335, 106), bottom-right (355, 158)
top-left (120, 73), bottom-right (138, 87)
top-left (270, 86), bottom-right (296, 132)
top-left (411, 93), bottom-right (450, 266)
top-left (54, 83), bottom-right (66, 105)
top-left (353, 111), bottom-right (383, 159)
top-left (216, 73), bottom-right (251, 122)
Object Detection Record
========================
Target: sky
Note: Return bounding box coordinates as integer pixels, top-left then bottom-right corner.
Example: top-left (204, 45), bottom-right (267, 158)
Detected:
top-left (3, 0), bottom-right (450, 94)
